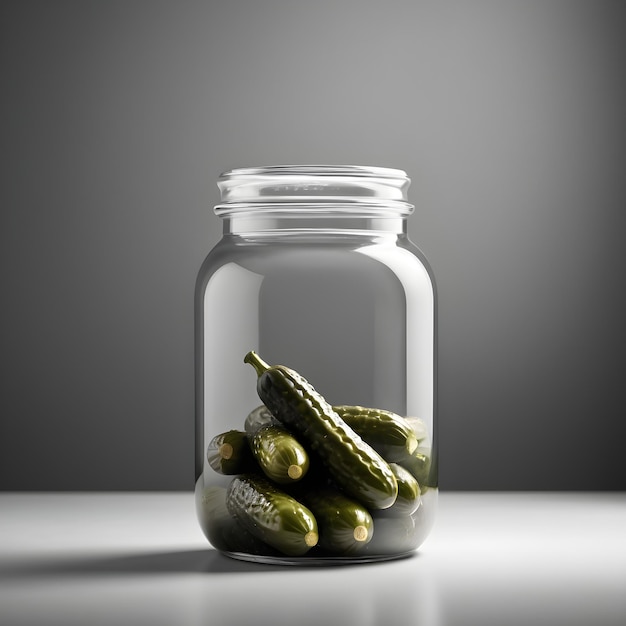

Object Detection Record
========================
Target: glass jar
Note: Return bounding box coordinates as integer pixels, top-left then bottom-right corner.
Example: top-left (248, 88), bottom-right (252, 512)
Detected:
top-left (194, 165), bottom-right (437, 564)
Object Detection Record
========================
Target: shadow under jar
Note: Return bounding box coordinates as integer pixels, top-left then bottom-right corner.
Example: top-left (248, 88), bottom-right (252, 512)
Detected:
top-left (195, 165), bottom-right (437, 564)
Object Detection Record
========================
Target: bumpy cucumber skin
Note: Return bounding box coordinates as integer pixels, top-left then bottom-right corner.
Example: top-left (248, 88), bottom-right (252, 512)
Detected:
top-left (195, 482), bottom-right (278, 555)
top-left (297, 488), bottom-right (374, 555)
top-left (226, 474), bottom-right (318, 557)
top-left (244, 405), bottom-right (278, 435)
top-left (206, 430), bottom-right (255, 475)
top-left (250, 358), bottom-right (398, 510)
top-left (333, 405), bottom-right (418, 463)
top-left (249, 424), bottom-right (310, 484)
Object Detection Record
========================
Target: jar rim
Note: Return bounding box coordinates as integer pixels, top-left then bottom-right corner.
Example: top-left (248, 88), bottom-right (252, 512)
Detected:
top-left (215, 164), bottom-right (413, 217)
top-left (218, 164), bottom-right (409, 180)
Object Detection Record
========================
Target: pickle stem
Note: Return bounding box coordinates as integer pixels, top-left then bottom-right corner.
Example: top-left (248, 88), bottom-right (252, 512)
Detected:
top-left (244, 351), bottom-right (270, 377)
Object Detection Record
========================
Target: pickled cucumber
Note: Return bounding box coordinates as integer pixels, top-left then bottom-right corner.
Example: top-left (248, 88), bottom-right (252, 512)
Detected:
top-left (226, 474), bottom-right (318, 557)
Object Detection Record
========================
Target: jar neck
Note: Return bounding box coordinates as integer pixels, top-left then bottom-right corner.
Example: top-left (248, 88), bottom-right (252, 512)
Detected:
top-left (214, 165), bottom-right (414, 239)
top-left (223, 213), bottom-right (407, 237)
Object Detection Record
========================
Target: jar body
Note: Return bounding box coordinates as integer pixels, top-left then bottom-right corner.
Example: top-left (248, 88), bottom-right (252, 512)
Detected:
top-left (195, 167), bottom-right (437, 564)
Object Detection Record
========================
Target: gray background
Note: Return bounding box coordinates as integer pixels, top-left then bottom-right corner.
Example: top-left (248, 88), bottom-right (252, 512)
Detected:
top-left (1, 0), bottom-right (624, 491)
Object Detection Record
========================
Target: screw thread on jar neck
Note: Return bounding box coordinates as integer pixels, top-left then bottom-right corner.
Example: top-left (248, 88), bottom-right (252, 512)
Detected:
top-left (214, 165), bottom-right (413, 238)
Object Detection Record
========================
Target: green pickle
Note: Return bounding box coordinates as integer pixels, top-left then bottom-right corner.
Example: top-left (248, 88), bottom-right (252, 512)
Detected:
top-left (333, 405), bottom-right (419, 464)
top-left (195, 481), bottom-right (279, 555)
top-left (206, 430), bottom-right (255, 475)
top-left (401, 449), bottom-right (432, 489)
top-left (249, 424), bottom-right (310, 484)
top-left (244, 351), bottom-right (398, 511)
top-left (244, 405), bottom-right (278, 432)
top-left (383, 463), bottom-right (422, 516)
top-left (226, 474), bottom-right (318, 557)
top-left (294, 486), bottom-right (374, 555)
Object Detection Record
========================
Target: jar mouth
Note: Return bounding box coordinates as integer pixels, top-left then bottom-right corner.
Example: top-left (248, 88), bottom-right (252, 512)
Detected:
top-left (215, 165), bottom-right (414, 217)
top-left (219, 164), bottom-right (409, 179)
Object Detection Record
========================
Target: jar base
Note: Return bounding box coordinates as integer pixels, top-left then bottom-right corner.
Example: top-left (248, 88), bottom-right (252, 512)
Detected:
top-left (220, 549), bottom-right (416, 567)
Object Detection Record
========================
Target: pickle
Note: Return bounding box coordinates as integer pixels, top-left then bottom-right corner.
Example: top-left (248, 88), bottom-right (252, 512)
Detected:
top-left (206, 430), bottom-right (255, 475)
top-left (249, 424), bottom-right (310, 484)
top-left (378, 463), bottom-right (421, 516)
top-left (195, 481), bottom-right (279, 555)
top-left (333, 405), bottom-right (419, 463)
top-left (244, 405), bottom-right (279, 433)
top-left (226, 474), bottom-right (318, 557)
top-left (245, 351), bottom-right (398, 510)
top-left (295, 487), bottom-right (374, 555)
top-left (400, 449), bottom-right (432, 488)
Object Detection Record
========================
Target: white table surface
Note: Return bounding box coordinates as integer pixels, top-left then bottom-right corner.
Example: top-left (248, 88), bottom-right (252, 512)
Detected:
top-left (0, 492), bottom-right (624, 626)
